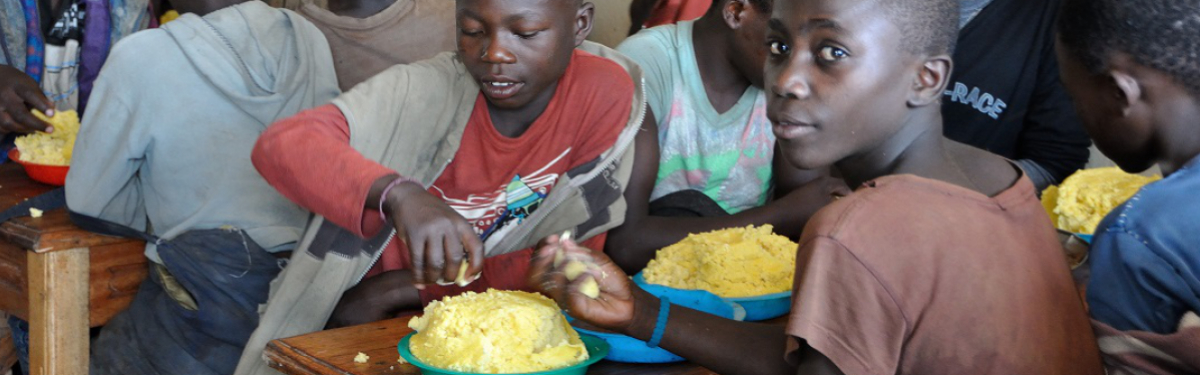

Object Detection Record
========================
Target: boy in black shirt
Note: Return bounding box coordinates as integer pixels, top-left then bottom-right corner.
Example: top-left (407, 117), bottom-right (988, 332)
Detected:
top-left (942, 0), bottom-right (1091, 190)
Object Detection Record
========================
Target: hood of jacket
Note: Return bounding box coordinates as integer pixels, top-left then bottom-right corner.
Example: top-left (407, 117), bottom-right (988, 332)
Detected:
top-left (162, 1), bottom-right (338, 126)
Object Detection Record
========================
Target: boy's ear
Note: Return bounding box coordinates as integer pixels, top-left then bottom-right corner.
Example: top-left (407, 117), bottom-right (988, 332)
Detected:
top-left (722, 0), bottom-right (750, 30)
top-left (1107, 70), bottom-right (1141, 118)
top-left (574, 2), bottom-right (596, 47)
top-left (908, 55), bottom-right (953, 107)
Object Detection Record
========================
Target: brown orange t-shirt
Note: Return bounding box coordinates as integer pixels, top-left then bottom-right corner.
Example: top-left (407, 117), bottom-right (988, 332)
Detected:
top-left (785, 174), bottom-right (1103, 375)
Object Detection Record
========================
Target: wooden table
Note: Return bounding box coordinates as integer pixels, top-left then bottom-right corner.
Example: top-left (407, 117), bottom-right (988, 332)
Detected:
top-left (266, 315), bottom-right (788, 375)
top-left (0, 163), bottom-right (148, 375)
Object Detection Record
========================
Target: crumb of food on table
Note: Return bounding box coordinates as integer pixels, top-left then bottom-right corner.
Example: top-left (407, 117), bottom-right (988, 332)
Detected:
top-left (29, 208), bottom-right (43, 218)
top-left (643, 225), bottom-right (797, 298)
top-left (1042, 167), bottom-right (1160, 235)
top-left (397, 355), bottom-right (407, 364)
top-left (354, 352), bottom-right (369, 364)
top-left (15, 110), bottom-right (80, 166)
top-left (407, 289), bottom-right (589, 373)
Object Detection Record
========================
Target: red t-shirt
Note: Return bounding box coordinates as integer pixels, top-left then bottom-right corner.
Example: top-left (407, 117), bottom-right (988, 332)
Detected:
top-left (253, 50), bottom-right (633, 304)
top-left (644, 0), bottom-right (711, 28)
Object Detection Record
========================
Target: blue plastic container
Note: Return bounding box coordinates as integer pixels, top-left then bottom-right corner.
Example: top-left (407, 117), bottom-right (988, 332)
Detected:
top-left (569, 286), bottom-right (745, 363)
top-left (397, 332), bottom-right (609, 375)
top-left (724, 292), bottom-right (792, 321)
top-left (633, 273), bottom-right (791, 321)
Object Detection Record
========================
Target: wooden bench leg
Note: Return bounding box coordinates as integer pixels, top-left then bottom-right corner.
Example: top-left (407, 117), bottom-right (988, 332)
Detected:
top-left (27, 248), bottom-right (88, 375)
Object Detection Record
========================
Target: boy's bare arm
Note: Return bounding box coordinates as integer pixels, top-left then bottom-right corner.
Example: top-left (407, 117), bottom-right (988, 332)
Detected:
top-left (604, 109), bottom-right (845, 273)
top-left (326, 269), bottom-right (422, 329)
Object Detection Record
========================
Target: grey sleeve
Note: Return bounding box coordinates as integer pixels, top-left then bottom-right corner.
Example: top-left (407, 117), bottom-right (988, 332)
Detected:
top-left (1017, 158), bottom-right (1056, 194)
top-left (63, 53), bottom-right (149, 229)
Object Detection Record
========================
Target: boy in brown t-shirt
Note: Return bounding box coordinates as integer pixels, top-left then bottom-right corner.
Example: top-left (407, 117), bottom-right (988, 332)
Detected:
top-left (298, 0), bottom-right (456, 91)
top-left (527, 0), bottom-right (1103, 374)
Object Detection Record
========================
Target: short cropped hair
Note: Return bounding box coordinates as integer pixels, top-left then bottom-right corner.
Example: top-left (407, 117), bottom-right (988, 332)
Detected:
top-left (882, 0), bottom-right (960, 56)
top-left (1058, 0), bottom-right (1200, 94)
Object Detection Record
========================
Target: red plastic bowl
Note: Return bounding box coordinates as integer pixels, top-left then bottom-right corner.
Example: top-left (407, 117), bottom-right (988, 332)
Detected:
top-left (8, 149), bottom-right (69, 186)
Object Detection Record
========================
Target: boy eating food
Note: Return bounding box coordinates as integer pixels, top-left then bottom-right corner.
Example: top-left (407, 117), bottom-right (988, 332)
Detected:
top-left (237, 0), bottom-right (649, 373)
top-left (530, 0), bottom-right (1102, 374)
top-left (1056, 0), bottom-right (1200, 371)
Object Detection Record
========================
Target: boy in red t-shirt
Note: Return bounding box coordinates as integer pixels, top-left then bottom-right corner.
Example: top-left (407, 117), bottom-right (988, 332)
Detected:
top-left (251, 0), bottom-right (648, 327)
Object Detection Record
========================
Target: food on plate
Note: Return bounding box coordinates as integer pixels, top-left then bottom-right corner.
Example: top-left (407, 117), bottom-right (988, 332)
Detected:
top-left (1042, 167), bottom-right (1160, 234)
top-left (408, 289), bottom-right (589, 373)
top-left (14, 110), bottom-right (80, 166)
top-left (643, 225), bottom-right (797, 298)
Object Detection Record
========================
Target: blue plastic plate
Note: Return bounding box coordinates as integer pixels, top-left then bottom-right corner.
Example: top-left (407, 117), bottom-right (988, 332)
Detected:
top-left (397, 332), bottom-right (609, 375)
top-left (566, 288), bottom-right (744, 363)
top-left (633, 273), bottom-right (791, 321)
top-left (1076, 233), bottom-right (1093, 244)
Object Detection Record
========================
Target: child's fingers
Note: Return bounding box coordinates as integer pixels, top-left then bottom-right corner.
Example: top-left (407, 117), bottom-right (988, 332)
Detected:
top-left (16, 86), bottom-right (52, 114)
top-left (13, 89), bottom-right (52, 132)
top-left (531, 238), bottom-right (556, 263)
top-left (425, 234), bottom-right (447, 286)
top-left (0, 111), bottom-right (18, 133)
top-left (6, 105), bottom-right (48, 133)
top-left (440, 235), bottom-right (464, 284)
top-left (408, 234), bottom-right (427, 289)
top-left (460, 223), bottom-right (485, 279)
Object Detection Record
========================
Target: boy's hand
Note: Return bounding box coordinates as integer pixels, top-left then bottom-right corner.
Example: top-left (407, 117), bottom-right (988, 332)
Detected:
top-left (327, 270), bottom-right (421, 329)
top-left (384, 183), bottom-right (484, 288)
top-left (529, 235), bottom-right (641, 332)
top-left (767, 175), bottom-right (850, 237)
top-left (0, 65), bottom-right (54, 134)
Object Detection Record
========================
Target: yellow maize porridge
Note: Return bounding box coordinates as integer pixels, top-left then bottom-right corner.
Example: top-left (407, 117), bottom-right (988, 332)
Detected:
top-left (643, 225), bottom-right (797, 298)
top-left (408, 289), bottom-right (588, 374)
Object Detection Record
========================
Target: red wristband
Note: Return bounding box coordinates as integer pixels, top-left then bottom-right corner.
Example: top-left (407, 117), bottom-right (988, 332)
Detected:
top-left (378, 175), bottom-right (421, 222)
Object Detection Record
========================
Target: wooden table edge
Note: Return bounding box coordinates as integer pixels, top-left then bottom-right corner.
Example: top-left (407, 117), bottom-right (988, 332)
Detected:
top-left (266, 339), bottom-right (354, 375)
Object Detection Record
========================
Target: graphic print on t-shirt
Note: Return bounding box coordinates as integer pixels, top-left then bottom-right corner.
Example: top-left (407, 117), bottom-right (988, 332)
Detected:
top-left (943, 81), bottom-right (1008, 120)
top-left (430, 148), bottom-right (569, 243)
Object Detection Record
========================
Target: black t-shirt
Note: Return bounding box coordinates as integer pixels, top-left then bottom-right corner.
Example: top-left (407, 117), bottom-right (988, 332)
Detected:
top-left (942, 0), bottom-right (1091, 186)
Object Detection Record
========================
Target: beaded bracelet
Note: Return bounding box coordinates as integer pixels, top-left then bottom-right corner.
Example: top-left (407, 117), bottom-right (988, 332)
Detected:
top-left (646, 296), bottom-right (670, 349)
top-left (378, 175), bottom-right (421, 222)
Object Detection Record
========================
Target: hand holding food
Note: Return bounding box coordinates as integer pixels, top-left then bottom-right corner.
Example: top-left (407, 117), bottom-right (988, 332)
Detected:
top-left (15, 109), bottom-right (80, 166)
top-left (528, 234), bottom-right (638, 332)
top-left (382, 182), bottom-right (484, 288)
top-left (0, 66), bottom-right (54, 134)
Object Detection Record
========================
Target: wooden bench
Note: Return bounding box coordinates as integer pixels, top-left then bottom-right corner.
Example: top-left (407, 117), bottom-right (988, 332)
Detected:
top-left (0, 163), bottom-right (147, 375)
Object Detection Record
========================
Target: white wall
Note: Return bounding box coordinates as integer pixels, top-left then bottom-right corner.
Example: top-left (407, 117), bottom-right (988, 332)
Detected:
top-left (587, 0), bottom-right (634, 48)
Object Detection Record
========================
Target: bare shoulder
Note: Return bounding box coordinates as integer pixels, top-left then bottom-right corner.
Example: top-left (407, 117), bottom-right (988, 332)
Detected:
top-left (948, 142), bottom-right (1022, 197)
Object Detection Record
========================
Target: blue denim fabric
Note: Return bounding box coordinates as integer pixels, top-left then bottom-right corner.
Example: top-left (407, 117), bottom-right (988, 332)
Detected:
top-left (89, 229), bottom-right (285, 375)
top-left (7, 315), bottom-right (28, 375)
top-left (1088, 156), bottom-right (1200, 334)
